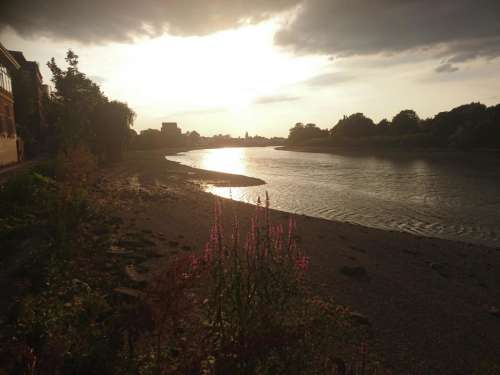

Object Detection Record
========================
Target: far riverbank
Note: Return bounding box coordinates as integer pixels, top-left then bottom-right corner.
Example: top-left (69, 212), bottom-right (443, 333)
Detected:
top-left (276, 145), bottom-right (500, 157)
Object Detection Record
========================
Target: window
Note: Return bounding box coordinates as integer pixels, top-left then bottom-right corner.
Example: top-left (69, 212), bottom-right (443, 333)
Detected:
top-left (0, 64), bottom-right (12, 94)
top-left (5, 105), bottom-right (15, 137)
top-left (7, 117), bottom-right (15, 137)
top-left (0, 115), bottom-right (5, 136)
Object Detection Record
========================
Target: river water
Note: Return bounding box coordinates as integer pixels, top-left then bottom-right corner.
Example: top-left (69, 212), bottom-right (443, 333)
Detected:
top-left (167, 147), bottom-right (500, 247)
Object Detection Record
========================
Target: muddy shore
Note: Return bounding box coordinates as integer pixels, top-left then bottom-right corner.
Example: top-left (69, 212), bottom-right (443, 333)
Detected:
top-left (94, 148), bottom-right (500, 374)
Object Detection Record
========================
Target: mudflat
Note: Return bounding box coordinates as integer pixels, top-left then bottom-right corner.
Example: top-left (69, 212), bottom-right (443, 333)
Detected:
top-left (94, 148), bottom-right (500, 374)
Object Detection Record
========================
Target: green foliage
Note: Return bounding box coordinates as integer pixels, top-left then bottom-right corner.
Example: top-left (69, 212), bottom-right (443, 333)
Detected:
top-left (12, 241), bottom-right (125, 375)
top-left (92, 100), bottom-right (136, 162)
top-left (47, 50), bottom-right (135, 162)
top-left (287, 102), bottom-right (500, 150)
top-left (391, 109), bottom-right (420, 134)
top-left (288, 123), bottom-right (329, 145)
top-left (0, 172), bottom-right (55, 213)
top-left (331, 113), bottom-right (375, 138)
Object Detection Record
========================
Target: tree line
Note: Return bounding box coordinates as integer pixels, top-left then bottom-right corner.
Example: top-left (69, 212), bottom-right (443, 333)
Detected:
top-left (130, 128), bottom-right (286, 150)
top-left (287, 103), bottom-right (500, 150)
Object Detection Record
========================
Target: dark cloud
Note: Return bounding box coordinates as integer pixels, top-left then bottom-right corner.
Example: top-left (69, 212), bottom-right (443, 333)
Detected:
top-left (254, 95), bottom-right (301, 104)
top-left (435, 63), bottom-right (459, 74)
top-left (0, 0), bottom-right (299, 43)
top-left (275, 0), bottom-right (500, 62)
top-left (302, 72), bottom-right (354, 86)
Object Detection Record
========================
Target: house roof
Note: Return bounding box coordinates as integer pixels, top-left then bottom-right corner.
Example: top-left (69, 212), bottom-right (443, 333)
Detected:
top-left (0, 43), bottom-right (20, 70)
top-left (8, 50), bottom-right (43, 82)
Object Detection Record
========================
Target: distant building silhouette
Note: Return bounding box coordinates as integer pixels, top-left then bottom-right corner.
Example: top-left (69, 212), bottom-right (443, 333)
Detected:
top-left (161, 122), bottom-right (181, 136)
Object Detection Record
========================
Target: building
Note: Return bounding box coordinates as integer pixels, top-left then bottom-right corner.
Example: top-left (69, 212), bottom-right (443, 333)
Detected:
top-left (161, 122), bottom-right (182, 146)
top-left (0, 43), bottom-right (21, 167)
top-left (161, 122), bottom-right (181, 136)
top-left (8, 50), bottom-right (48, 157)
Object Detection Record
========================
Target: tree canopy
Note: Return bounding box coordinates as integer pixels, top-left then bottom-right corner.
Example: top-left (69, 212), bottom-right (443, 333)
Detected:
top-left (286, 102), bottom-right (500, 150)
top-left (47, 50), bottom-right (135, 162)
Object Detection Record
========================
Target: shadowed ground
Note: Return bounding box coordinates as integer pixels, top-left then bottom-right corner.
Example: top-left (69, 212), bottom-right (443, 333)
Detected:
top-left (88, 149), bottom-right (500, 373)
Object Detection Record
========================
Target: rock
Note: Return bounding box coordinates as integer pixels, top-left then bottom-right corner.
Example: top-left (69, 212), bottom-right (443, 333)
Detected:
top-left (107, 246), bottom-right (146, 259)
top-left (340, 265), bottom-right (368, 280)
top-left (107, 246), bottom-right (134, 256)
top-left (125, 265), bottom-right (147, 283)
top-left (114, 287), bottom-right (145, 299)
top-left (349, 312), bottom-right (371, 326)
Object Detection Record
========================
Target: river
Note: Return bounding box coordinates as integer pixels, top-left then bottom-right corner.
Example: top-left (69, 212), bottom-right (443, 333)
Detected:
top-left (167, 147), bottom-right (500, 247)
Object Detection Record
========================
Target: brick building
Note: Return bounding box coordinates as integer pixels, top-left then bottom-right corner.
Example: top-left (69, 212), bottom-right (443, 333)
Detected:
top-left (0, 43), bottom-right (21, 166)
top-left (9, 50), bottom-right (48, 157)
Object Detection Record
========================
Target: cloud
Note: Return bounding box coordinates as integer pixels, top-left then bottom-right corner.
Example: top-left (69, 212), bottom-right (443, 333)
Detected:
top-left (160, 107), bottom-right (227, 118)
top-left (254, 95), bottom-right (301, 104)
top-left (275, 0), bottom-right (500, 62)
top-left (302, 71), bottom-right (354, 86)
top-left (435, 63), bottom-right (459, 74)
top-left (0, 0), bottom-right (299, 43)
top-left (89, 75), bottom-right (106, 84)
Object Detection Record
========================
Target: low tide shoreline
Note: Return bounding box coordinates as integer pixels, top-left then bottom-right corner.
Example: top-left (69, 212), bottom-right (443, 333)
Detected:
top-left (96, 148), bottom-right (500, 373)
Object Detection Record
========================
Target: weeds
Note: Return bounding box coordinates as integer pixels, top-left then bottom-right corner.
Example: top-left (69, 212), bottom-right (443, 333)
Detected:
top-left (134, 196), bottom-right (378, 374)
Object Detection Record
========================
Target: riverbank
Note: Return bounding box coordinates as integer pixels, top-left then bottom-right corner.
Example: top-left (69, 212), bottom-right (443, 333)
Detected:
top-left (277, 145), bottom-right (500, 158)
top-left (2, 148), bottom-right (498, 373)
top-left (95, 148), bottom-right (499, 373)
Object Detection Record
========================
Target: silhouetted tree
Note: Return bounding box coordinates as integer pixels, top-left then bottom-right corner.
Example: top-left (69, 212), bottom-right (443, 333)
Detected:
top-left (392, 110), bottom-right (420, 134)
top-left (330, 113), bottom-right (375, 138)
top-left (287, 123), bottom-right (327, 145)
top-left (432, 103), bottom-right (487, 145)
top-left (186, 130), bottom-right (201, 146)
top-left (92, 100), bottom-right (136, 162)
top-left (47, 50), bottom-right (135, 160)
top-left (48, 50), bottom-right (107, 149)
top-left (376, 119), bottom-right (391, 135)
top-left (286, 101), bottom-right (500, 150)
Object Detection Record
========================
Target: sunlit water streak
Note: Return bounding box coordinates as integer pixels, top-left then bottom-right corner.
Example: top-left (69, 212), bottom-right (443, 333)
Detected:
top-left (167, 147), bottom-right (500, 247)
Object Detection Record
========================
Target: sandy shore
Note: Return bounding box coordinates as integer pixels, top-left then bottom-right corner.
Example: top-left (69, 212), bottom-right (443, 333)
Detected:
top-left (94, 148), bottom-right (500, 374)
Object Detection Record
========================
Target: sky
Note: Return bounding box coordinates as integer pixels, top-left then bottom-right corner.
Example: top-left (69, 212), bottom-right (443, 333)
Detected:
top-left (1, 0), bottom-right (500, 137)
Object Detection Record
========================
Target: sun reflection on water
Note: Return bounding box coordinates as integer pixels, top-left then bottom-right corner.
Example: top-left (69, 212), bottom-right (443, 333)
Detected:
top-left (199, 148), bottom-right (258, 202)
top-left (201, 148), bottom-right (247, 176)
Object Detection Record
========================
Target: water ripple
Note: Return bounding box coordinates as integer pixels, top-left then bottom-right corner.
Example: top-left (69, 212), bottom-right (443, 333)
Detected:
top-left (167, 147), bottom-right (500, 247)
